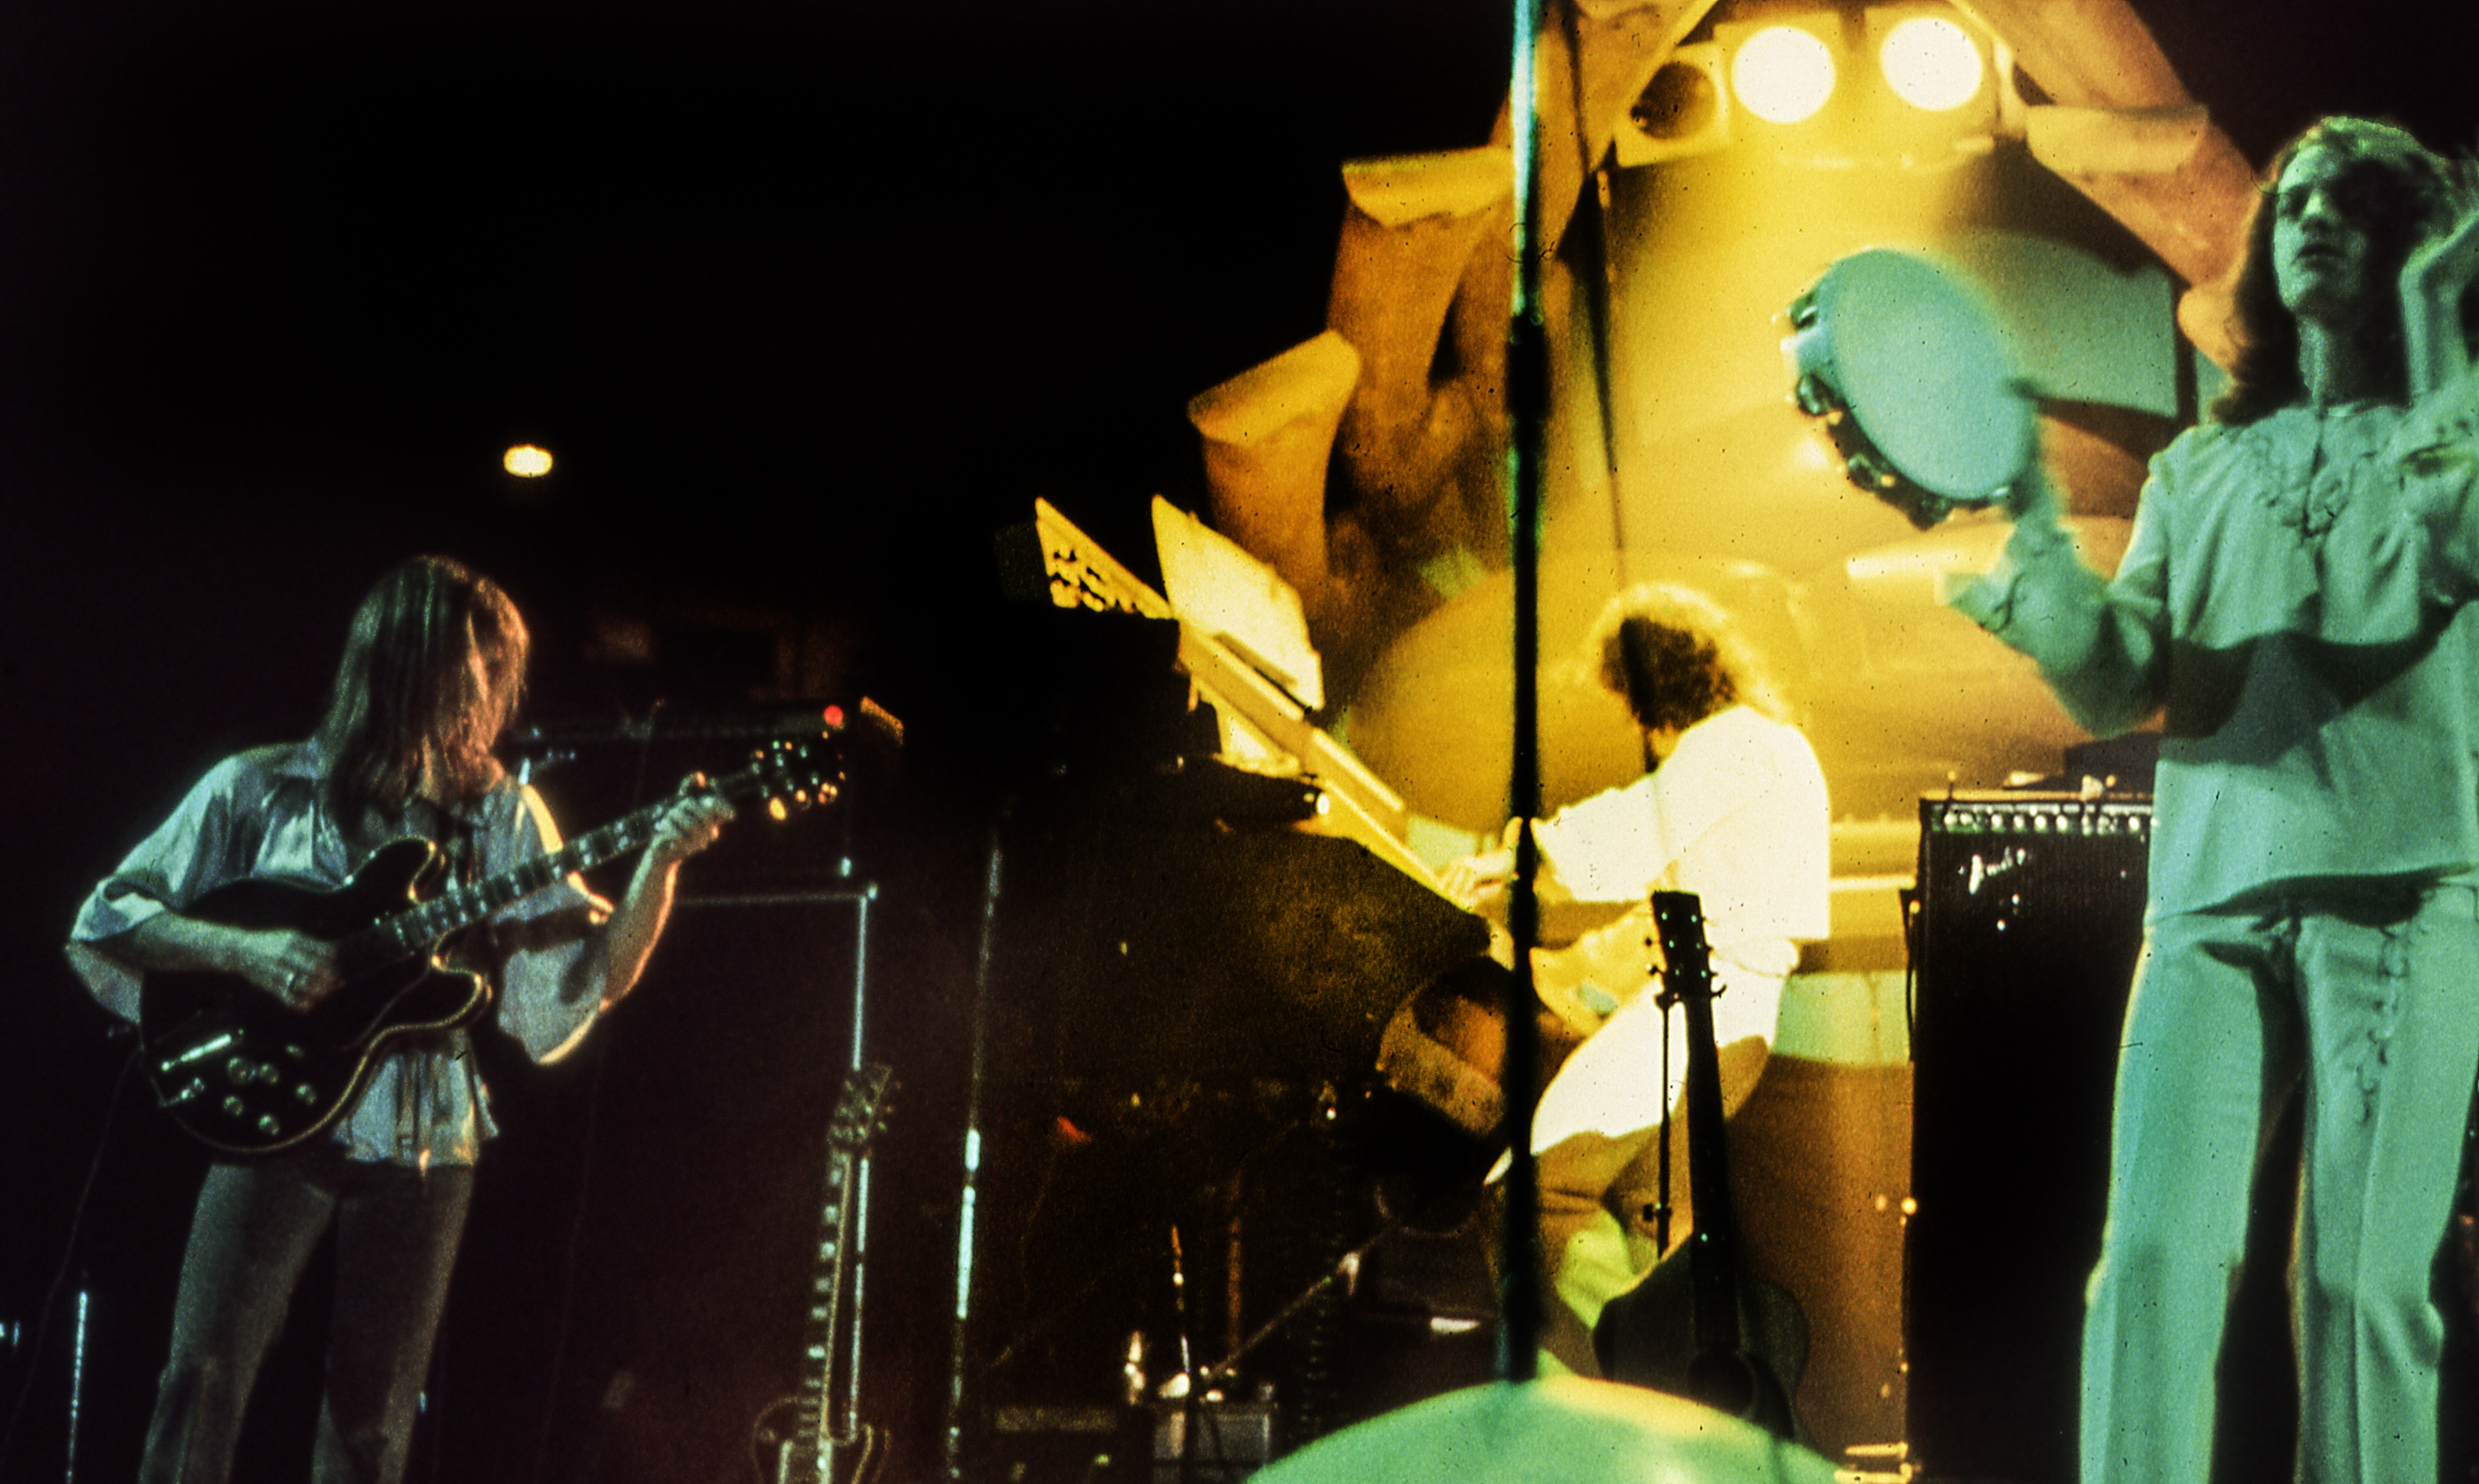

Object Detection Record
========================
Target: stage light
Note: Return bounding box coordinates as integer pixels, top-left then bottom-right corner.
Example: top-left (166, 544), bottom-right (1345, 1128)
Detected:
top-left (502, 444), bottom-right (553, 477)
top-left (1879, 15), bottom-right (1982, 112)
top-left (1615, 43), bottom-right (1732, 167)
top-left (1635, 54), bottom-right (1720, 140)
top-left (1730, 24), bottom-right (1836, 126)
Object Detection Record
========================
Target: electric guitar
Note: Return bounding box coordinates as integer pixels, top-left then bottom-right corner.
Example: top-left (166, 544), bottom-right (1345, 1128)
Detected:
top-left (138, 737), bottom-right (840, 1155)
top-left (1592, 891), bottom-right (1806, 1439)
top-left (782, 1062), bottom-right (895, 1484)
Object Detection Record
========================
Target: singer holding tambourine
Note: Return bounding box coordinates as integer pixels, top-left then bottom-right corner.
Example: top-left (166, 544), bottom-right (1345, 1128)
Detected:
top-left (1799, 117), bottom-right (2479, 1484)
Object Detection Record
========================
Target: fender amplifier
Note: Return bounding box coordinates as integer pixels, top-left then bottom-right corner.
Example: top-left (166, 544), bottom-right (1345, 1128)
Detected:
top-left (1907, 793), bottom-right (2148, 1484)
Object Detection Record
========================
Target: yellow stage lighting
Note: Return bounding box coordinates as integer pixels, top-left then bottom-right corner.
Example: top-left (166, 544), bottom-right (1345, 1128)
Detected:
top-left (1730, 24), bottom-right (1836, 126)
top-left (502, 444), bottom-right (553, 478)
top-left (1878, 15), bottom-right (1982, 112)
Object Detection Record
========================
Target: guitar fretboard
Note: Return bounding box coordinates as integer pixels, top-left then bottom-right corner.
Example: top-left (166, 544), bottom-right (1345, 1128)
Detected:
top-left (789, 1065), bottom-right (892, 1474)
top-left (412, 808), bottom-right (663, 955)
top-left (335, 744), bottom-right (815, 969)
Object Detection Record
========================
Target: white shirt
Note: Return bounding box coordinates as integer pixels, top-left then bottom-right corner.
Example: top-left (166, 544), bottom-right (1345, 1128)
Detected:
top-left (1533, 704), bottom-right (1831, 980)
top-left (1950, 371), bottom-right (2479, 920)
top-left (1525, 705), bottom-right (1831, 1149)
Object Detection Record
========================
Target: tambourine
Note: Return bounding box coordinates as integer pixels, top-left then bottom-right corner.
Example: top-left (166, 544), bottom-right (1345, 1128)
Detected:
top-left (1782, 248), bottom-right (2036, 529)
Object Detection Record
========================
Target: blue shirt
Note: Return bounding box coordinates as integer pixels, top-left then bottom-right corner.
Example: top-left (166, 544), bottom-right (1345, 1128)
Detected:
top-left (68, 741), bottom-right (609, 1165)
top-left (1949, 371), bottom-right (2479, 918)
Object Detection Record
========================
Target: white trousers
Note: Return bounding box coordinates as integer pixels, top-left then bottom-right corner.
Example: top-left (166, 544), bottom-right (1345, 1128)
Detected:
top-left (1531, 963), bottom-right (1786, 1153)
top-left (2082, 884), bottom-right (2479, 1484)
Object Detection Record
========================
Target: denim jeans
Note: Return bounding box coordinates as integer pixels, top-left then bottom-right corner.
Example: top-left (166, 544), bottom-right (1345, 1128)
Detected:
top-left (138, 1145), bottom-right (473, 1484)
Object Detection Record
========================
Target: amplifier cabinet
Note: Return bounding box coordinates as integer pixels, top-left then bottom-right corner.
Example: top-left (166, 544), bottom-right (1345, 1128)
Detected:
top-left (1907, 794), bottom-right (2149, 1484)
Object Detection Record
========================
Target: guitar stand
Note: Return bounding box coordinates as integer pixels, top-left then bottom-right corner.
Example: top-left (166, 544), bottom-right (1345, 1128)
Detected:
top-left (1193, 1215), bottom-right (1405, 1394)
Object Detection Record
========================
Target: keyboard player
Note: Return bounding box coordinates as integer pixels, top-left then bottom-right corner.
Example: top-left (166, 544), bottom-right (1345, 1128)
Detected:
top-left (1436, 582), bottom-right (1831, 1377)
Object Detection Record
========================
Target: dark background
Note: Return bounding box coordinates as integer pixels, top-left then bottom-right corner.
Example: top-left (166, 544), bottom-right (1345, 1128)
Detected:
top-left (2, 1), bottom-right (2475, 1480)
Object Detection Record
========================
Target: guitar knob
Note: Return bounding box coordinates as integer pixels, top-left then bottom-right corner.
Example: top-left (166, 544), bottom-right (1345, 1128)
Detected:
top-left (226, 1056), bottom-right (255, 1083)
top-left (294, 1083), bottom-right (319, 1105)
top-left (221, 1096), bottom-right (246, 1117)
top-left (255, 1114), bottom-right (281, 1136)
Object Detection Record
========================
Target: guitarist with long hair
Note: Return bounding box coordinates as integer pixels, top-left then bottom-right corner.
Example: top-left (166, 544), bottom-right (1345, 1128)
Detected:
top-left (65, 555), bottom-right (732, 1484)
top-left (1438, 583), bottom-right (1830, 1384)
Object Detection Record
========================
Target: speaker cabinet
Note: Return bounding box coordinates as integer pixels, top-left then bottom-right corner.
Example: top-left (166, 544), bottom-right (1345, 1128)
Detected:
top-left (1908, 794), bottom-right (2149, 1484)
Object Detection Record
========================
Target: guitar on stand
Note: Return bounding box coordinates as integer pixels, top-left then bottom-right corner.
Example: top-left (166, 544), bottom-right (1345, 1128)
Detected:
top-left (769, 1061), bottom-right (895, 1484)
top-left (1592, 892), bottom-right (1806, 1439)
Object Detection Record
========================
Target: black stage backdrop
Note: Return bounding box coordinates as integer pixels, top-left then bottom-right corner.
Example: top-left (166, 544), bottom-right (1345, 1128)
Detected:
top-left (3, 2), bottom-right (2477, 1481)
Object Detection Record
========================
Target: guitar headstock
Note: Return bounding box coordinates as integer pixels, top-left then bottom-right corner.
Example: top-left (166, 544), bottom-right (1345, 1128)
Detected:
top-left (830, 1063), bottom-right (895, 1153)
top-left (715, 735), bottom-right (846, 822)
top-left (1651, 890), bottom-right (1714, 991)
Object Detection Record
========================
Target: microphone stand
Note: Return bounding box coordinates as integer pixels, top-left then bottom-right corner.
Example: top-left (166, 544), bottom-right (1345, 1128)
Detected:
top-left (1497, 0), bottom-right (1550, 1386)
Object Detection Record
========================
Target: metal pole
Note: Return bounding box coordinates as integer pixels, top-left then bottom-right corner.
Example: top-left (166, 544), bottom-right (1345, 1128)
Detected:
top-left (830, 884), bottom-right (878, 1484)
top-left (941, 831), bottom-right (1006, 1481)
top-left (1498, 0), bottom-right (1549, 1386)
top-left (64, 1288), bottom-right (87, 1484)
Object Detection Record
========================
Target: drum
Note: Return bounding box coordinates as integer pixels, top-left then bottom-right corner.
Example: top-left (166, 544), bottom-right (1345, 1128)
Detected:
top-left (1781, 248), bottom-right (2036, 528)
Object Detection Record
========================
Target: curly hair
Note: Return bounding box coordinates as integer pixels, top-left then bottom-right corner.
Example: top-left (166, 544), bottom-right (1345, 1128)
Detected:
top-left (2213, 117), bottom-right (2467, 426)
top-left (1581, 583), bottom-right (1790, 734)
top-left (313, 555), bottom-right (530, 821)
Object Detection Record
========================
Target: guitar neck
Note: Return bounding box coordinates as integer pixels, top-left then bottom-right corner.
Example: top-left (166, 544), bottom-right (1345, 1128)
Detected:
top-left (1653, 890), bottom-right (1748, 1344)
top-left (789, 1147), bottom-right (860, 1472)
top-left (789, 1063), bottom-right (891, 1479)
top-left (341, 795), bottom-right (678, 968)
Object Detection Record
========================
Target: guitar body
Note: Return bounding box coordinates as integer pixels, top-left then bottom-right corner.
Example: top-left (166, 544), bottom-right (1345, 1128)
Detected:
top-left (1593, 1242), bottom-right (1809, 1439)
top-left (139, 838), bottom-right (492, 1156)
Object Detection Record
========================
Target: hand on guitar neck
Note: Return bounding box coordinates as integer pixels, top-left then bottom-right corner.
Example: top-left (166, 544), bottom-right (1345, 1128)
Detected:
top-left (128, 742), bottom-right (823, 1156)
top-left (642, 783), bottom-right (736, 868)
top-left (592, 782), bottom-right (736, 1011)
top-left (117, 785), bottom-right (733, 1013)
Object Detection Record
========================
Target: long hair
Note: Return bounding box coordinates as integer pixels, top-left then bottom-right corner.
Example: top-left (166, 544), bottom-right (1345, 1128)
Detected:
top-left (1580, 583), bottom-right (1791, 734)
top-left (2213, 117), bottom-right (2464, 426)
top-left (313, 556), bottom-right (530, 821)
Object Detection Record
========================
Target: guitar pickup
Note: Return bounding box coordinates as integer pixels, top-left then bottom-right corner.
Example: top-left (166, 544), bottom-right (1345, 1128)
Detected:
top-left (162, 1032), bottom-right (238, 1068)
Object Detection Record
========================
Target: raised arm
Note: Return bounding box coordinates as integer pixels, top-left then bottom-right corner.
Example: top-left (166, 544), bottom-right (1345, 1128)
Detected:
top-left (492, 779), bottom-right (734, 1063)
top-left (2402, 201), bottom-right (2479, 400)
top-left (1947, 463), bottom-right (2170, 738)
top-left (570, 787), bottom-right (734, 1010)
